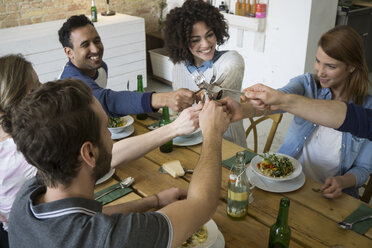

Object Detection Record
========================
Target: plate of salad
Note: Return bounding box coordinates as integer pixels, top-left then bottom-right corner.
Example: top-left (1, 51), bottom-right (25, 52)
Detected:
top-left (108, 116), bottom-right (134, 134)
top-left (250, 153), bottom-right (302, 181)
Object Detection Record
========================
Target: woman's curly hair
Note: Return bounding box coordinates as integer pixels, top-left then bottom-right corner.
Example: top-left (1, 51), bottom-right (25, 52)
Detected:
top-left (163, 0), bottom-right (229, 64)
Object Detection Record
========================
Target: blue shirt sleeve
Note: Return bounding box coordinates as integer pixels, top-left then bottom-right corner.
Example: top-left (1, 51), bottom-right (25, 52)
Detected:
top-left (337, 103), bottom-right (372, 141)
top-left (60, 61), bottom-right (155, 117)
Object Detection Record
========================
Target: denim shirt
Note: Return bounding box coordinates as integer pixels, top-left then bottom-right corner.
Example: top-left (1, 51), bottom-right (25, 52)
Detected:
top-left (277, 73), bottom-right (372, 197)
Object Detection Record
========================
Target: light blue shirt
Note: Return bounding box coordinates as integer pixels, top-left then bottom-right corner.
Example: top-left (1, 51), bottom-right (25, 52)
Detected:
top-left (185, 50), bottom-right (226, 74)
top-left (278, 73), bottom-right (372, 197)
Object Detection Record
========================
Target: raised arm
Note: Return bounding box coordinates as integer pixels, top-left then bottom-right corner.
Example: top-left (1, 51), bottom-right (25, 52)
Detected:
top-left (159, 99), bottom-right (230, 248)
top-left (111, 103), bottom-right (202, 168)
top-left (244, 83), bottom-right (347, 128)
top-left (151, 88), bottom-right (195, 112)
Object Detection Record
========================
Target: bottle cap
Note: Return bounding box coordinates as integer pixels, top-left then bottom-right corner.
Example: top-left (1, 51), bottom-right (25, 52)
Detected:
top-left (137, 74), bottom-right (142, 80)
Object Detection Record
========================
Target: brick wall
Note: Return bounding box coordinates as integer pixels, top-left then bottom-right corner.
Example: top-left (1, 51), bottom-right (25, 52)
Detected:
top-left (0, 0), bottom-right (161, 32)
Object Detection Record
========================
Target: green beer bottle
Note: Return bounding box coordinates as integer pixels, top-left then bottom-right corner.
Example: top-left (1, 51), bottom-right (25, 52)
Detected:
top-left (227, 151), bottom-right (249, 220)
top-left (268, 198), bottom-right (291, 248)
top-left (91, 0), bottom-right (98, 22)
top-left (159, 107), bottom-right (173, 153)
top-left (136, 75), bottom-right (148, 120)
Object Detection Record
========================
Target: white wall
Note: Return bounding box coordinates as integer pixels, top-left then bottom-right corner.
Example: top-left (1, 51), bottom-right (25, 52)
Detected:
top-left (220, 0), bottom-right (338, 89)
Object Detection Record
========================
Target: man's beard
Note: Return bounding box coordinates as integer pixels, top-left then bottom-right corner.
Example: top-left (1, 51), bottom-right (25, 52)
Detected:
top-left (93, 141), bottom-right (112, 182)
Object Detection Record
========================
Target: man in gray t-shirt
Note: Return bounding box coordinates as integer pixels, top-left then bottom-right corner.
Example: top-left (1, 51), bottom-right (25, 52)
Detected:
top-left (10, 177), bottom-right (170, 247)
top-left (8, 78), bottom-right (229, 247)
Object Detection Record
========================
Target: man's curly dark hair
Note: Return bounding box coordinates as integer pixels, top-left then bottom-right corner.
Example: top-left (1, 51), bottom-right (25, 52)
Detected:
top-left (58, 15), bottom-right (94, 49)
top-left (163, 0), bottom-right (229, 64)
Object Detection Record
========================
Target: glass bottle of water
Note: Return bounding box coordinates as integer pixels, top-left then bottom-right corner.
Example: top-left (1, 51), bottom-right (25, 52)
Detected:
top-left (227, 151), bottom-right (249, 219)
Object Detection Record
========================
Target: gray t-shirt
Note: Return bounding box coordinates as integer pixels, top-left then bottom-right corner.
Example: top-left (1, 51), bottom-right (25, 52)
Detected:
top-left (8, 177), bottom-right (172, 248)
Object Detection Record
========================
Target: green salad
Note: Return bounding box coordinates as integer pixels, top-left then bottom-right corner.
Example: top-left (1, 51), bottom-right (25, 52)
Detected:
top-left (257, 153), bottom-right (294, 178)
top-left (108, 117), bottom-right (126, 128)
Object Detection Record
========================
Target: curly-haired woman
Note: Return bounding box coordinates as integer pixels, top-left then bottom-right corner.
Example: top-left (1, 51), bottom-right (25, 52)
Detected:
top-left (164, 0), bottom-right (247, 147)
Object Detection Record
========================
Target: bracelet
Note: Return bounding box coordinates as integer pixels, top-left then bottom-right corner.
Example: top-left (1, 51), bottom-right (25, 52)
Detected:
top-left (153, 194), bottom-right (160, 209)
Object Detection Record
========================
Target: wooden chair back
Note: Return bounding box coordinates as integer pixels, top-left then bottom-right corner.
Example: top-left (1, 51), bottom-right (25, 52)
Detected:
top-left (360, 175), bottom-right (372, 204)
top-left (245, 113), bottom-right (283, 153)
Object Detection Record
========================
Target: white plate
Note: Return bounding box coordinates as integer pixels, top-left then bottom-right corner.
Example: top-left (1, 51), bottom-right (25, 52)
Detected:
top-left (209, 230), bottom-right (225, 248)
top-left (250, 153), bottom-right (302, 182)
top-left (173, 132), bottom-right (203, 146)
top-left (195, 219), bottom-right (219, 248)
top-left (181, 128), bottom-right (202, 138)
top-left (110, 125), bottom-right (135, 140)
top-left (96, 168), bottom-right (115, 185)
top-left (246, 166), bottom-right (305, 193)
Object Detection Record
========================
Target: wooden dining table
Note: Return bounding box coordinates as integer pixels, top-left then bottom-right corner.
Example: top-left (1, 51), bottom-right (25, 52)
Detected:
top-left (95, 116), bottom-right (372, 248)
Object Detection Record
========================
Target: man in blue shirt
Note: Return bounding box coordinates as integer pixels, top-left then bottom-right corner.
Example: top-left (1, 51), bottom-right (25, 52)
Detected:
top-left (58, 15), bottom-right (194, 117)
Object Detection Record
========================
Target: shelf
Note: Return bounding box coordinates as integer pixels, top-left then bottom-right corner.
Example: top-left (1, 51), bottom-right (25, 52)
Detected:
top-left (222, 13), bottom-right (266, 32)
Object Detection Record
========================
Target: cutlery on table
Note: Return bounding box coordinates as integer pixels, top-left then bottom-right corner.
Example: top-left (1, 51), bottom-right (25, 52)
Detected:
top-left (338, 215), bottom-right (372, 230)
top-left (95, 176), bottom-right (134, 200)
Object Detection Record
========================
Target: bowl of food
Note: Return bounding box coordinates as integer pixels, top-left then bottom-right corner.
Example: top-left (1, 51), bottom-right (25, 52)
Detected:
top-left (108, 115), bottom-right (134, 134)
top-left (250, 153), bottom-right (302, 181)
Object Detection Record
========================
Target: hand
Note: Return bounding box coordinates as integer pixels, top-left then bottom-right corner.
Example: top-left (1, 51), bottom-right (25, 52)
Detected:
top-left (165, 88), bottom-right (196, 112)
top-left (199, 99), bottom-right (230, 137)
top-left (321, 176), bottom-right (343, 199)
top-left (170, 103), bottom-right (202, 136)
top-left (157, 187), bottom-right (187, 208)
top-left (151, 89), bottom-right (195, 112)
top-left (0, 213), bottom-right (8, 225)
top-left (218, 97), bottom-right (245, 122)
top-left (243, 83), bottom-right (285, 111)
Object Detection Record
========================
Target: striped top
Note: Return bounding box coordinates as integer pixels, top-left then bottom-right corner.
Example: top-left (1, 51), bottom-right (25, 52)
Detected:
top-left (0, 138), bottom-right (37, 231)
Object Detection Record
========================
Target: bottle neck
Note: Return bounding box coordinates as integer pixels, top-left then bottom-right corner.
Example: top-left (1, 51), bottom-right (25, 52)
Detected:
top-left (162, 107), bottom-right (170, 122)
top-left (234, 151), bottom-right (246, 174)
top-left (137, 78), bottom-right (144, 92)
top-left (276, 202), bottom-right (289, 226)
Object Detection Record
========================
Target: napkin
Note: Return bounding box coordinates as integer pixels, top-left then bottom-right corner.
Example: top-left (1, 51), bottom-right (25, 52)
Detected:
top-left (343, 204), bottom-right (372, 234)
top-left (94, 183), bottom-right (133, 206)
top-left (222, 150), bottom-right (257, 170)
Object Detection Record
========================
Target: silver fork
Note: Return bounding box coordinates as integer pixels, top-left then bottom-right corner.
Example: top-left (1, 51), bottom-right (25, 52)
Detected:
top-left (207, 84), bottom-right (244, 96)
top-left (338, 215), bottom-right (372, 230)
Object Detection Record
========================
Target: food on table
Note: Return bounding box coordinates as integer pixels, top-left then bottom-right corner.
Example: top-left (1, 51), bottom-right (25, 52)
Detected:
top-left (179, 225), bottom-right (208, 248)
top-left (257, 153), bottom-right (294, 178)
top-left (162, 160), bottom-right (185, 178)
top-left (108, 117), bottom-right (126, 128)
